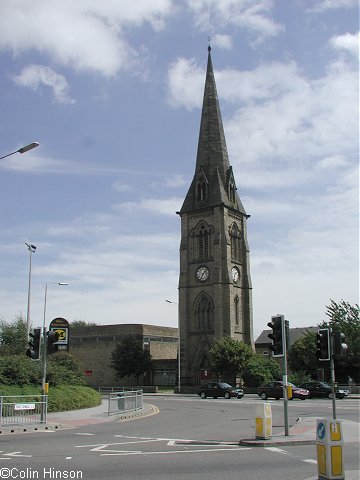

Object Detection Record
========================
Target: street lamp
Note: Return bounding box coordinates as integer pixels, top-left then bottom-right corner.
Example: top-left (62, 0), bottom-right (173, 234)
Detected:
top-left (165, 299), bottom-right (180, 393)
top-left (0, 142), bottom-right (39, 160)
top-left (41, 282), bottom-right (68, 414)
top-left (25, 242), bottom-right (37, 339)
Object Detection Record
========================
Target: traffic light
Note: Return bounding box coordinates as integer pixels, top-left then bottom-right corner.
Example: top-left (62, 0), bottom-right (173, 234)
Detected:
top-left (26, 328), bottom-right (41, 360)
top-left (47, 329), bottom-right (59, 354)
top-left (267, 315), bottom-right (284, 357)
top-left (316, 328), bottom-right (330, 361)
top-left (333, 331), bottom-right (348, 355)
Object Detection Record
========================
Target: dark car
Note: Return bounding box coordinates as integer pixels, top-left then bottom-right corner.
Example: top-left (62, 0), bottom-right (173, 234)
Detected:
top-left (299, 381), bottom-right (346, 399)
top-left (257, 381), bottom-right (309, 400)
top-left (197, 382), bottom-right (244, 399)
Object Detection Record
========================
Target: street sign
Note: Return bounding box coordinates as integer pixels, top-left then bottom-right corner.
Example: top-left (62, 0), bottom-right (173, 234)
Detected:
top-left (317, 421), bottom-right (326, 441)
top-left (15, 403), bottom-right (36, 410)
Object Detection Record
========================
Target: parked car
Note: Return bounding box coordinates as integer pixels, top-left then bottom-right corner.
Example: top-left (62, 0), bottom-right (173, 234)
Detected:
top-left (299, 381), bottom-right (346, 399)
top-left (197, 382), bottom-right (244, 399)
top-left (257, 381), bottom-right (309, 400)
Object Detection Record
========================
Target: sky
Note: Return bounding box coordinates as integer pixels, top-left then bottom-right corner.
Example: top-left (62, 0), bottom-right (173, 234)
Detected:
top-left (0, 0), bottom-right (358, 340)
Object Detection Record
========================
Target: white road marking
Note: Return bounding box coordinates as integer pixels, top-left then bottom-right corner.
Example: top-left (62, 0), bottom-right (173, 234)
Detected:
top-left (303, 458), bottom-right (317, 464)
top-left (4, 452), bottom-right (32, 458)
top-left (76, 435), bottom-right (250, 457)
top-left (76, 433), bottom-right (95, 436)
top-left (100, 447), bottom-right (252, 457)
top-left (265, 447), bottom-right (288, 455)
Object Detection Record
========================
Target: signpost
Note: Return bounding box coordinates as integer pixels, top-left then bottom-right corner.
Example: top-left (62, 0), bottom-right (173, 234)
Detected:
top-left (49, 317), bottom-right (70, 351)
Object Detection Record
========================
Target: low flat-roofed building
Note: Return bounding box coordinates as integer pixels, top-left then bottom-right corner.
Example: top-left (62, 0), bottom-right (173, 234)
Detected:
top-left (70, 323), bottom-right (178, 387)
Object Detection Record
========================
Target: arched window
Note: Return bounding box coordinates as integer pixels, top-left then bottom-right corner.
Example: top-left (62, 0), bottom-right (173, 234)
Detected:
top-left (190, 222), bottom-right (212, 262)
top-left (230, 223), bottom-right (241, 262)
top-left (196, 179), bottom-right (207, 202)
top-left (198, 224), bottom-right (209, 261)
top-left (194, 294), bottom-right (214, 331)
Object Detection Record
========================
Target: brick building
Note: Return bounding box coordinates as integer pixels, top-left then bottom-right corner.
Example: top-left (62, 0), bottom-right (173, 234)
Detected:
top-left (70, 323), bottom-right (178, 387)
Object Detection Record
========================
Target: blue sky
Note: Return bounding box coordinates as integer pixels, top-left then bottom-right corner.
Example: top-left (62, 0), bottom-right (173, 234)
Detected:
top-left (0, 0), bottom-right (358, 339)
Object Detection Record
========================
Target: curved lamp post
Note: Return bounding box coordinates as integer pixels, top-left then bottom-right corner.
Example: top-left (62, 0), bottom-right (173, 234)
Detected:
top-left (165, 299), bottom-right (180, 393)
top-left (0, 142), bottom-right (39, 160)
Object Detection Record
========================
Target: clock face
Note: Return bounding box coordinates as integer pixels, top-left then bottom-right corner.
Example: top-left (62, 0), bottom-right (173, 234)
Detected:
top-left (231, 267), bottom-right (240, 282)
top-left (196, 266), bottom-right (209, 282)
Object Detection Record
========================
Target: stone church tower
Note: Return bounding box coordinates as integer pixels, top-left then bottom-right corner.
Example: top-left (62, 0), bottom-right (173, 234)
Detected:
top-left (177, 47), bottom-right (254, 389)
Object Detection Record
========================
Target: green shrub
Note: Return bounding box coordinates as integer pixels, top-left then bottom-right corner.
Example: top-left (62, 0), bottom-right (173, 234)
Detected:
top-left (47, 352), bottom-right (86, 386)
top-left (0, 355), bottom-right (41, 385)
top-left (47, 385), bottom-right (102, 412)
top-left (288, 371), bottom-right (312, 386)
top-left (242, 354), bottom-right (282, 387)
top-left (0, 384), bottom-right (101, 412)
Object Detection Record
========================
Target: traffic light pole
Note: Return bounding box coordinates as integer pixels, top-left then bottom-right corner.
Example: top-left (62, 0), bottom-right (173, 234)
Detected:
top-left (40, 326), bottom-right (48, 423)
top-left (282, 320), bottom-right (289, 436)
top-left (329, 331), bottom-right (337, 420)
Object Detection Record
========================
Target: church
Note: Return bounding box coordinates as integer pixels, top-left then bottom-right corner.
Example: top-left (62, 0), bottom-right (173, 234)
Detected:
top-left (177, 47), bottom-right (254, 390)
top-left (67, 48), bottom-right (254, 391)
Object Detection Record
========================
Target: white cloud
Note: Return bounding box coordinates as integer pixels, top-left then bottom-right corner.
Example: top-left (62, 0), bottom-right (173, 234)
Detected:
top-left (310, 0), bottom-right (358, 12)
top-left (0, 0), bottom-right (173, 77)
top-left (212, 34), bottom-right (233, 50)
top-left (167, 57), bottom-right (204, 109)
top-left (224, 60), bottom-right (357, 168)
top-left (330, 32), bottom-right (359, 57)
top-left (0, 153), bottom-right (66, 172)
top-left (12, 64), bottom-right (75, 104)
top-left (186, 0), bottom-right (283, 41)
top-left (113, 197), bottom-right (183, 216)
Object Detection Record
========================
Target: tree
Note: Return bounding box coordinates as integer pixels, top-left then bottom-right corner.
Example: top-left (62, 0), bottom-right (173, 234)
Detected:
top-left (322, 299), bottom-right (360, 382)
top-left (0, 315), bottom-right (27, 356)
top-left (111, 335), bottom-right (152, 383)
top-left (209, 337), bottom-right (253, 384)
top-left (287, 331), bottom-right (319, 379)
top-left (242, 354), bottom-right (281, 387)
top-left (70, 320), bottom-right (98, 327)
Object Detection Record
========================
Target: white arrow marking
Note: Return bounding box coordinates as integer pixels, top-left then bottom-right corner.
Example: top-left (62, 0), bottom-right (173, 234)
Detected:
top-left (5, 452), bottom-right (32, 458)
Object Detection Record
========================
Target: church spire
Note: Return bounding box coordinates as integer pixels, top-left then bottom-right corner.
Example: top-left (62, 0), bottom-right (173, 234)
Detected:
top-left (180, 48), bottom-right (246, 215)
top-left (195, 45), bottom-right (230, 176)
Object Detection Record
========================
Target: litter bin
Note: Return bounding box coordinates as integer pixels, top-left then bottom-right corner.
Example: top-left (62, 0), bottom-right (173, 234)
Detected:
top-left (117, 393), bottom-right (125, 411)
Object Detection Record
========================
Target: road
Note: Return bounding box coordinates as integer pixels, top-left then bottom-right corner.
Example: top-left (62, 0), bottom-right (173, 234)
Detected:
top-left (0, 395), bottom-right (359, 480)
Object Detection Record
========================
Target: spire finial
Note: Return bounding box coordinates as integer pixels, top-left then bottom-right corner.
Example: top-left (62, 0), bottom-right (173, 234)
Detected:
top-left (208, 36), bottom-right (211, 53)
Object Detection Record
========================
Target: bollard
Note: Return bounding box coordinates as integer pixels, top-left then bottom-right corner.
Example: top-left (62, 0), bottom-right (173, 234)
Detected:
top-left (316, 418), bottom-right (344, 480)
top-left (255, 402), bottom-right (272, 440)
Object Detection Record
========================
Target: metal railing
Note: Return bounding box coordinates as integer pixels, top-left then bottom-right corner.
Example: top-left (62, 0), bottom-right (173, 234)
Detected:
top-left (107, 388), bottom-right (143, 416)
top-left (0, 395), bottom-right (47, 426)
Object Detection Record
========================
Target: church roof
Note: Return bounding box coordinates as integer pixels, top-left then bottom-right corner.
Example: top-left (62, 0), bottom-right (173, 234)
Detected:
top-left (180, 47), bottom-right (246, 216)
